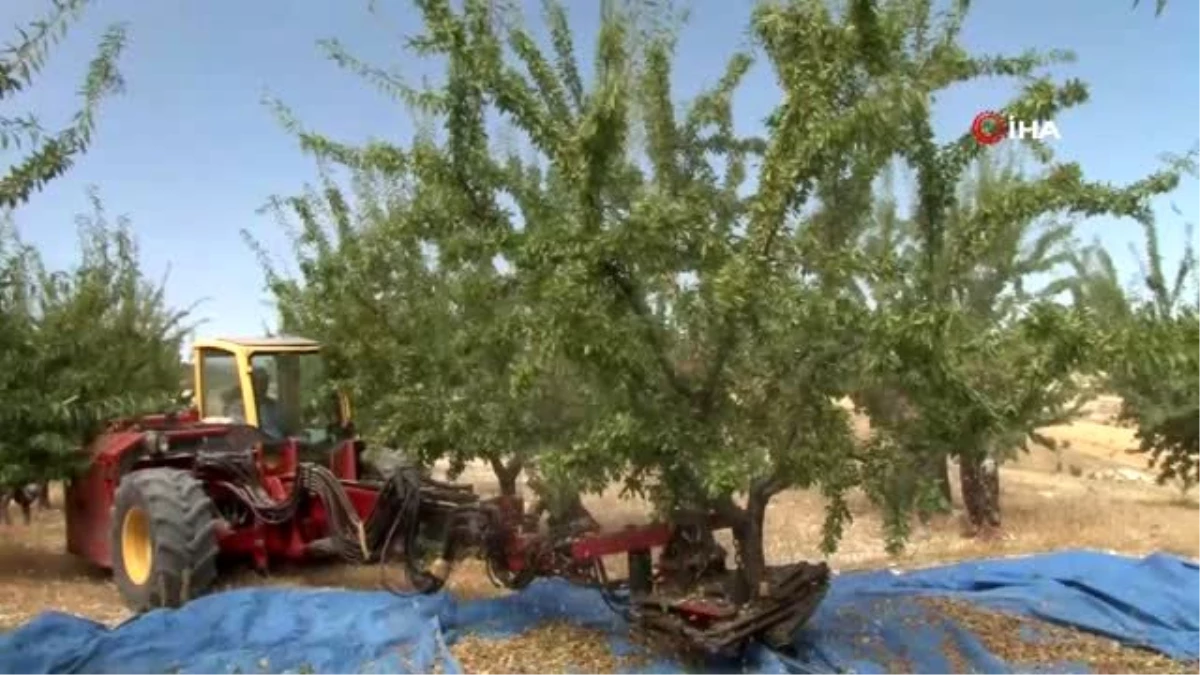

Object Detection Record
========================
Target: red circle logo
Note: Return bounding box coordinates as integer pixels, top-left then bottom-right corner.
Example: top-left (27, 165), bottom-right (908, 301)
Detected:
top-left (971, 111), bottom-right (1007, 145)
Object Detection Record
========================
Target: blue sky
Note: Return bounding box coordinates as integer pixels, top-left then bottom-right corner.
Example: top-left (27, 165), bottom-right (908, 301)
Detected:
top-left (3, 0), bottom-right (1197, 341)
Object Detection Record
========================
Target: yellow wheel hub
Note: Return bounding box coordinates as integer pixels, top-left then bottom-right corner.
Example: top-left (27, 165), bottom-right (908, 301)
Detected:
top-left (121, 506), bottom-right (153, 585)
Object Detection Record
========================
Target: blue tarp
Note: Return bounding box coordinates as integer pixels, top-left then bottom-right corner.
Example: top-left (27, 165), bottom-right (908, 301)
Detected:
top-left (0, 550), bottom-right (1195, 674)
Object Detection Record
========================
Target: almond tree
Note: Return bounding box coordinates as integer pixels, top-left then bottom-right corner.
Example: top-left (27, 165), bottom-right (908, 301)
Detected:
top-left (1112, 304), bottom-right (1199, 494)
top-left (0, 197), bottom-right (189, 490)
top-left (0, 0), bottom-right (135, 494)
top-left (1072, 206), bottom-right (1199, 493)
top-left (854, 111), bottom-right (1185, 535)
top-left (264, 0), bottom-right (1188, 595)
top-left (855, 154), bottom-right (1104, 534)
top-left (249, 164), bottom-right (591, 496)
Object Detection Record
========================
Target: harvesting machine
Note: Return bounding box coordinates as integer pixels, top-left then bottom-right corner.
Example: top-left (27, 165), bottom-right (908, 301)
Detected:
top-left (65, 336), bottom-right (830, 656)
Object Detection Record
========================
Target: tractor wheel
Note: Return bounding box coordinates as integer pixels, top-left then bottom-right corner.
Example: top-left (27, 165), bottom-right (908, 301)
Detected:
top-left (111, 468), bottom-right (219, 612)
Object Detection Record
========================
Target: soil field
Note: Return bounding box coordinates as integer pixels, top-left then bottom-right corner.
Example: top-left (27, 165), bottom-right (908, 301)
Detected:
top-left (1, 398), bottom-right (1196, 672)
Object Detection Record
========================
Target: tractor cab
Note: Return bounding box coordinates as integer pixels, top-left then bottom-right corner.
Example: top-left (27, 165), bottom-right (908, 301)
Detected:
top-left (190, 337), bottom-right (358, 472)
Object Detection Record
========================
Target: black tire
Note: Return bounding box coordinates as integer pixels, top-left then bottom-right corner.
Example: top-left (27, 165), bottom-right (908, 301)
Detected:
top-left (111, 468), bottom-right (219, 612)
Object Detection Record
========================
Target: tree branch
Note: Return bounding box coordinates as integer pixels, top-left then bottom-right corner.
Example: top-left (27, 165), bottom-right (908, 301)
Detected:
top-left (599, 258), bottom-right (692, 399)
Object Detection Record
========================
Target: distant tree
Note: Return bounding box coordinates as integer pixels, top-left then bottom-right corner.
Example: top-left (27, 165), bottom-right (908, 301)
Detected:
top-left (1069, 244), bottom-right (1136, 326)
top-left (857, 152), bottom-right (1085, 524)
top-left (179, 360), bottom-right (193, 391)
top-left (852, 137), bottom-right (1183, 537)
top-left (249, 166), bottom-right (592, 496)
top-left (1115, 305), bottom-right (1199, 493)
top-left (0, 0), bottom-right (127, 210)
top-left (0, 1), bottom-right (131, 501)
top-left (1073, 206), bottom-right (1199, 493)
top-left (0, 195), bottom-right (190, 488)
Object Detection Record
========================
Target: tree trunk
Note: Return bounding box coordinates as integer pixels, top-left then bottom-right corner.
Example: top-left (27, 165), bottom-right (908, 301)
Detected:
top-left (37, 481), bottom-right (51, 509)
top-left (496, 470), bottom-right (518, 497)
top-left (916, 453), bottom-right (953, 524)
top-left (933, 454), bottom-right (952, 507)
top-left (488, 456), bottom-right (523, 497)
top-left (960, 454), bottom-right (1001, 532)
top-left (730, 495), bottom-right (769, 604)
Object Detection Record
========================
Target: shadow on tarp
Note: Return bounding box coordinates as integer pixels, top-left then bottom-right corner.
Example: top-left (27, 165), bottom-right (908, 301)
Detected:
top-left (0, 550), bottom-right (1194, 674)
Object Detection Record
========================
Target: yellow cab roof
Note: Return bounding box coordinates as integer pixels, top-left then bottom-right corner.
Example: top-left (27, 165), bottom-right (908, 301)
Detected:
top-left (192, 336), bottom-right (322, 354)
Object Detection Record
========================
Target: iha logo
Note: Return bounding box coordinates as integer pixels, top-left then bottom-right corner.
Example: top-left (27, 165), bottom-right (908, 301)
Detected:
top-left (971, 111), bottom-right (1061, 145)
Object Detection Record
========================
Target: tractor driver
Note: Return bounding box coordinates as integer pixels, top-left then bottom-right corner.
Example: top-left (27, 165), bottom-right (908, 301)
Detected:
top-left (227, 367), bottom-right (284, 439)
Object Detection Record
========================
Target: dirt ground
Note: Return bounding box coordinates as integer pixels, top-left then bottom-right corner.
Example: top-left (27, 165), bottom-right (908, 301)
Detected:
top-left (0, 396), bottom-right (1196, 670)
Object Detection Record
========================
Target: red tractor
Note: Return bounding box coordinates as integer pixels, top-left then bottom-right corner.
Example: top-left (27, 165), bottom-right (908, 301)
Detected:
top-left (65, 336), bottom-right (829, 656)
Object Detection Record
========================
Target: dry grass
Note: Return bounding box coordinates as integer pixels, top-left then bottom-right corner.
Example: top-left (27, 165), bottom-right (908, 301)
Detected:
top-left (0, 513), bottom-right (131, 630)
top-left (0, 413), bottom-right (1196, 673)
